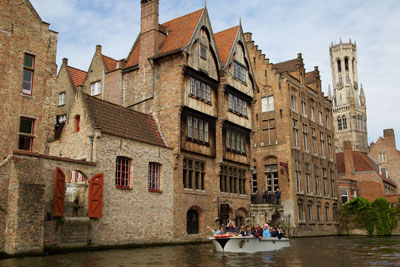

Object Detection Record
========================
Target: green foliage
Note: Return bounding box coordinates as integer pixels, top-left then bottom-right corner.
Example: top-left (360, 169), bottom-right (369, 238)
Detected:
top-left (339, 197), bottom-right (399, 236)
top-left (0, 205), bottom-right (4, 212)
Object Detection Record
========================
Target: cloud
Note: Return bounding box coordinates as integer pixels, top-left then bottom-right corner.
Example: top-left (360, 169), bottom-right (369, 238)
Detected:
top-left (30, 0), bottom-right (400, 148)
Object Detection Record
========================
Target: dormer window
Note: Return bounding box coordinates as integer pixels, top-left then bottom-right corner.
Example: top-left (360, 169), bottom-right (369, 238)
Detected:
top-left (233, 61), bottom-right (247, 83)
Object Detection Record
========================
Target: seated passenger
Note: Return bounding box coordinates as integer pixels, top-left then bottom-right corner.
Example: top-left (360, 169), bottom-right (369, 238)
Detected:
top-left (277, 227), bottom-right (284, 239)
top-left (226, 220), bottom-right (239, 234)
top-left (253, 225), bottom-right (263, 237)
top-left (245, 225), bottom-right (253, 237)
top-left (270, 227), bottom-right (278, 237)
top-left (239, 226), bottom-right (246, 236)
top-left (263, 224), bottom-right (271, 237)
top-left (207, 225), bottom-right (226, 236)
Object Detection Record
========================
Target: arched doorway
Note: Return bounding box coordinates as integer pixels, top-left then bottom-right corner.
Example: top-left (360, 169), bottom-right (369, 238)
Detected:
top-left (187, 209), bottom-right (199, 234)
top-left (65, 170), bottom-right (88, 217)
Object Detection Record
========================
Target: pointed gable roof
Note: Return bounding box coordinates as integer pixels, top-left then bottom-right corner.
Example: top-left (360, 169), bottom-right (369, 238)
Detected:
top-left (125, 38), bottom-right (140, 69)
top-left (159, 8), bottom-right (204, 54)
top-left (272, 58), bottom-right (299, 74)
top-left (305, 71), bottom-right (314, 85)
top-left (336, 151), bottom-right (396, 187)
top-left (67, 66), bottom-right (87, 88)
top-left (83, 94), bottom-right (166, 148)
top-left (214, 26), bottom-right (239, 65)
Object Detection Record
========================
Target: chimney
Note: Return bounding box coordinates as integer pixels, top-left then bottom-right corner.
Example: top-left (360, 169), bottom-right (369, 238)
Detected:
top-left (140, 0), bottom-right (159, 65)
top-left (62, 58), bottom-right (68, 66)
top-left (343, 141), bottom-right (354, 177)
top-left (383, 129), bottom-right (396, 148)
top-left (96, 44), bottom-right (102, 53)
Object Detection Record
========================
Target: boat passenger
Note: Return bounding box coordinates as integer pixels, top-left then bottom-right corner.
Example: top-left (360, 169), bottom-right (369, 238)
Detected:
top-left (239, 226), bottom-right (246, 236)
top-left (207, 225), bottom-right (226, 236)
top-left (270, 227), bottom-right (278, 237)
top-left (277, 227), bottom-right (284, 239)
top-left (253, 225), bottom-right (263, 237)
top-left (226, 220), bottom-right (239, 234)
top-left (263, 224), bottom-right (271, 237)
top-left (245, 225), bottom-right (253, 237)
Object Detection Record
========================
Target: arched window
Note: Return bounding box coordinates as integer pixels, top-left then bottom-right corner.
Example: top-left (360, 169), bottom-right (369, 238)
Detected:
top-left (344, 57), bottom-right (349, 71)
top-left (337, 59), bottom-right (342, 72)
top-left (342, 116), bottom-right (347, 129)
top-left (337, 117), bottom-right (342, 131)
top-left (187, 209), bottom-right (199, 234)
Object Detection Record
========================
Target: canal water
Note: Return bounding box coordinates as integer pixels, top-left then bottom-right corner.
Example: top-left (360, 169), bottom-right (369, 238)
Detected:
top-left (1, 236), bottom-right (400, 267)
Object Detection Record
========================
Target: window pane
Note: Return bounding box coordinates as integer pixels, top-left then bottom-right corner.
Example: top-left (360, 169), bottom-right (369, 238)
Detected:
top-left (24, 54), bottom-right (34, 68)
top-left (20, 119), bottom-right (33, 134)
top-left (18, 136), bottom-right (32, 150)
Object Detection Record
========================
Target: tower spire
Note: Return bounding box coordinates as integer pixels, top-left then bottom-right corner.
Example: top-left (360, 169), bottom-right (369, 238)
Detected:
top-left (328, 84), bottom-right (332, 100)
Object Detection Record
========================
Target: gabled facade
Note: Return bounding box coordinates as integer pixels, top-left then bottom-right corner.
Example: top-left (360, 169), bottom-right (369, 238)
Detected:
top-left (337, 141), bottom-right (397, 203)
top-left (369, 129), bottom-right (400, 194)
top-left (0, 0), bottom-right (57, 159)
top-left (245, 33), bottom-right (339, 236)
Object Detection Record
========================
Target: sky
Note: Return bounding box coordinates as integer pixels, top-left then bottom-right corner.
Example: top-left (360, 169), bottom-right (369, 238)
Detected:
top-left (30, 0), bottom-right (400, 148)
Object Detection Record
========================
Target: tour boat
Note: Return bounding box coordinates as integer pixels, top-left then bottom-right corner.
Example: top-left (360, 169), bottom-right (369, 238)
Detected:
top-left (209, 235), bottom-right (290, 253)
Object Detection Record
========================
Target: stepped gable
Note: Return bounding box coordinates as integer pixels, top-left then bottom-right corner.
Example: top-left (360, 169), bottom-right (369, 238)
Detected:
top-left (124, 9), bottom-right (203, 69)
top-left (305, 71), bottom-right (314, 85)
top-left (102, 54), bottom-right (119, 72)
top-left (83, 94), bottom-right (166, 147)
top-left (215, 26), bottom-right (239, 65)
top-left (68, 66), bottom-right (87, 88)
top-left (336, 151), bottom-right (396, 187)
top-left (272, 58), bottom-right (299, 74)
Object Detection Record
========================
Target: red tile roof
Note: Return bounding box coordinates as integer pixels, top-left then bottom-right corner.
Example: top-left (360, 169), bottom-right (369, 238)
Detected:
top-left (68, 66), bottom-right (87, 88)
top-left (83, 94), bottom-right (166, 148)
top-left (305, 71), bottom-right (314, 85)
top-left (336, 151), bottom-right (396, 187)
top-left (215, 26), bottom-right (239, 65)
top-left (102, 55), bottom-right (119, 72)
top-left (159, 9), bottom-right (203, 54)
top-left (272, 58), bottom-right (299, 73)
top-left (124, 9), bottom-right (203, 69)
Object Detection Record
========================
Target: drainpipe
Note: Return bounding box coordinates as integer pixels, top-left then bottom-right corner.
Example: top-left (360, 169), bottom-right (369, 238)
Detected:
top-left (102, 71), bottom-right (105, 100)
top-left (89, 134), bottom-right (95, 162)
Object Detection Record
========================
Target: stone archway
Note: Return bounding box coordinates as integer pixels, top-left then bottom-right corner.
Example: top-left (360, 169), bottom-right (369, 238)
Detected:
top-left (64, 169), bottom-right (89, 217)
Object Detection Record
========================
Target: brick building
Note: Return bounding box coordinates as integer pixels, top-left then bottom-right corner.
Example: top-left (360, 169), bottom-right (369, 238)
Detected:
top-left (245, 34), bottom-right (339, 236)
top-left (369, 129), bottom-right (400, 194)
top-left (336, 141), bottom-right (397, 204)
top-left (0, 0), bottom-right (57, 160)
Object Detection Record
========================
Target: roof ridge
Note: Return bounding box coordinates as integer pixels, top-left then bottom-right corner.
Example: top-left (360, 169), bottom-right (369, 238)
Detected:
top-left (273, 57), bottom-right (298, 66)
top-left (215, 25), bottom-right (240, 35)
top-left (161, 8), bottom-right (204, 26)
top-left (83, 93), bottom-right (151, 117)
top-left (102, 54), bottom-right (117, 61)
top-left (67, 65), bottom-right (87, 73)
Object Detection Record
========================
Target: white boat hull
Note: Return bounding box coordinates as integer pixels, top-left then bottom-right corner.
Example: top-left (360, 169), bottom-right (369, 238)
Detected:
top-left (210, 237), bottom-right (290, 253)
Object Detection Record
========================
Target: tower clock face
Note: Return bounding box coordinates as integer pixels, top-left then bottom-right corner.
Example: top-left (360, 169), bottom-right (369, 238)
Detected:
top-left (336, 81), bottom-right (343, 90)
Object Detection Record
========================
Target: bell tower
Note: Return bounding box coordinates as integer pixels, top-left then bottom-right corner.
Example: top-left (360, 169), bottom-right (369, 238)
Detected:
top-left (330, 39), bottom-right (368, 152)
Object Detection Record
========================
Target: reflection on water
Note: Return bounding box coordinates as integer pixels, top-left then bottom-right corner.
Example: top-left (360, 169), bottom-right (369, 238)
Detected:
top-left (1, 236), bottom-right (400, 267)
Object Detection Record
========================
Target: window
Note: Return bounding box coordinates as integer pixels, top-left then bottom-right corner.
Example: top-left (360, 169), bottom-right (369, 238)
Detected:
top-left (301, 102), bottom-right (307, 117)
top-left (318, 112), bottom-right (323, 125)
top-left (303, 123), bottom-right (308, 151)
top-left (326, 115), bottom-right (331, 129)
top-left (307, 204), bottom-right (313, 221)
top-left (323, 169), bottom-right (328, 196)
top-left (148, 162), bottom-right (161, 191)
top-left (341, 188), bottom-right (349, 203)
top-left (293, 119), bottom-right (299, 148)
top-left (91, 81), bottom-right (101, 96)
top-left (298, 203), bottom-right (304, 220)
top-left (115, 157), bottom-right (130, 188)
top-left (187, 115), bottom-right (209, 143)
top-left (190, 77), bottom-right (195, 95)
top-left (328, 135), bottom-right (332, 159)
top-left (320, 132), bottom-right (325, 157)
top-left (295, 160), bottom-right (301, 192)
top-left (262, 96), bottom-right (274, 112)
top-left (337, 59), bottom-right (342, 72)
top-left (220, 165), bottom-right (246, 194)
top-left (305, 163), bottom-right (311, 194)
top-left (344, 57), bottom-right (349, 71)
top-left (58, 114), bottom-right (67, 124)
top-left (226, 129), bottom-right (246, 154)
top-left (291, 95), bottom-right (297, 112)
top-left (310, 106), bottom-right (315, 121)
top-left (317, 205), bottom-right (321, 222)
top-left (330, 171), bottom-right (335, 198)
top-left (75, 115), bottom-right (80, 132)
top-left (338, 117), bottom-right (342, 131)
top-left (314, 166), bottom-right (319, 195)
top-left (263, 119), bottom-right (276, 145)
top-left (342, 116), bottom-right (347, 129)
top-left (325, 205), bottom-right (330, 221)
top-left (265, 164), bottom-right (278, 192)
top-left (333, 206), bottom-right (337, 221)
top-left (251, 170), bottom-right (257, 193)
top-left (187, 209), bottom-right (199, 234)
top-left (233, 61), bottom-right (247, 82)
top-left (189, 77), bottom-right (212, 103)
top-left (18, 118), bottom-right (34, 151)
top-left (183, 158), bottom-right (205, 190)
top-left (228, 93), bottom-right (248, 116)
top-left (200, 45), bottom-right (207, 59)
top-left (22, 54), bottom-right (35, 95)
top-left (379, 153), bottom-right (387, 163)
top-left (58, 92), bottom-right (66, 106)
top-left (311, 127), bottom-right (317, 155)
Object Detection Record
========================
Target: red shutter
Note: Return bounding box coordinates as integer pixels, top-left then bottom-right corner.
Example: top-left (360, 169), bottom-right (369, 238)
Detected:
top-left (88, 173), bottom-right (104, 218)
top-left (53, 167), bottom-right (65, 217)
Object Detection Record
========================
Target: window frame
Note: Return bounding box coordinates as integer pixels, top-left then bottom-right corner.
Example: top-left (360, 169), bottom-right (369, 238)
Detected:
top-left (233, 61), bottom-right (247, 83)
top-left (91, 81), bottom-right (102, 96)
top-left (22, 53), bottom-right (35, 95)
top-left (261, 95), bottom-right (274, 113)
top-left (148, 162), bottom-right (161, 192)
top-left (58, 92), bottom-right (66, 106)
top-left (18, 117), bottom-right (35, 151)
top-left (115, 156), bottom-right (131, 189)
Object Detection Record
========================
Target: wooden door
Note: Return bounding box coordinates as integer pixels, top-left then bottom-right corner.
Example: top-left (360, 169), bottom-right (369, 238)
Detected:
top-left (53, 167), bottom-right (65, 217)
top-left (88, 173), bottom-right (104, 218)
